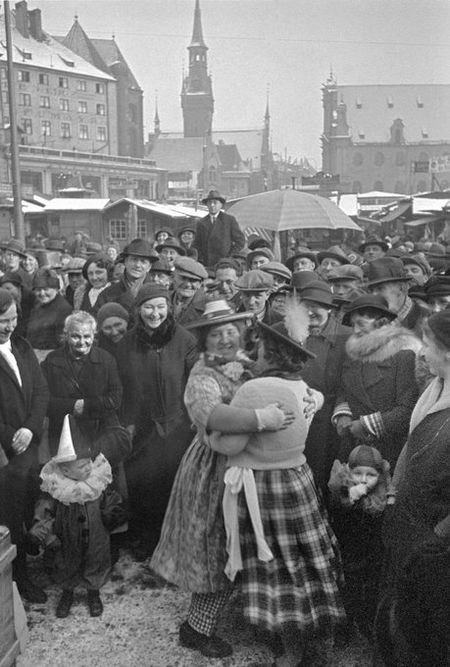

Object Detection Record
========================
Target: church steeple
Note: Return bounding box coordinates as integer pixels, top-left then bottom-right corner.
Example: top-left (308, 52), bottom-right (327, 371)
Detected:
top-left (181, 0), bottom-right (214, 138)
top-left (154, 93), bottom-right (160, 136)
top-left (190, 0), bottom-right (206, 47)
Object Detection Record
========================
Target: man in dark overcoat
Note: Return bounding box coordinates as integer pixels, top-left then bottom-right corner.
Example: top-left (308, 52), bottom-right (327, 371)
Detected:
top-left (0, 289), bottom-right (49, 602)
top-left (194, 190), bottom-right (245, 268)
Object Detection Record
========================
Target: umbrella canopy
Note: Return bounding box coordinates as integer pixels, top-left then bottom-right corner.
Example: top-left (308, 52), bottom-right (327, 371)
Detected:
top-left (227, 189), bottom-right (361, 232)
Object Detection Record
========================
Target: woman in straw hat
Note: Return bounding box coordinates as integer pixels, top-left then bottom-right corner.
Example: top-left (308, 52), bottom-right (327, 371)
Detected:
top-left (151, 299), bottom-right (294, 659)
top-left (209, 302), bottom-right (344, 665)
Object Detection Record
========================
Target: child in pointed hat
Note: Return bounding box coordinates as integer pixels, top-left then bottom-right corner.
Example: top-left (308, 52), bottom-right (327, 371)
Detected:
top-left (328, 445), bottom-right (392, 641)
top-left (28, 414), bottom-right (126, 618)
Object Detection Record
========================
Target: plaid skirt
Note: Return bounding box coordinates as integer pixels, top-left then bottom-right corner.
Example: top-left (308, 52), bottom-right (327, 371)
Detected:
top-left (237, 464), bottom-right (345, 633)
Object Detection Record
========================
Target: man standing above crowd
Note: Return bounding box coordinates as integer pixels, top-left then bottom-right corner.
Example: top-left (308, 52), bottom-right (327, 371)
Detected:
top-left (194, 190), bottom-right (245, 268)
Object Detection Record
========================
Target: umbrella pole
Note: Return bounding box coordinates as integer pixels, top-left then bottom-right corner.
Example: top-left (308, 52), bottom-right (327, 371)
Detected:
top-left (273, 231), bottom-right (281, 261)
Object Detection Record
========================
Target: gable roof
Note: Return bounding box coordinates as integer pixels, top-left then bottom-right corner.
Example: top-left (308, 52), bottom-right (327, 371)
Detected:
top-left (216, 143), bottom-right (241, 170)
top-left (61, 19), bottom-right (109, 74)
top-left (213, 129), bottom-right (263, 168)
top-left (337, 84), bottom-right (450, 144)
top-left (91, 38), bottom-right (141, 90)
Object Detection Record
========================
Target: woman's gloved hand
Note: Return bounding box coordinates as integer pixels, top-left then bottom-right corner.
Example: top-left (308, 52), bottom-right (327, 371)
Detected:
top-left (255, 403), bottom-right (295, 431)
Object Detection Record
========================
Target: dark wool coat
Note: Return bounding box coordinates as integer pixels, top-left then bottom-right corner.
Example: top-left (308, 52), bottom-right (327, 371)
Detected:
top-left (116, 315), bottom-right (199, 548)
top-left (26, 293), bottom-right (72, 350)
top-left (193, 211), bottom-right (245, 267)
top-left (0, 336), bottom-right (49, 544)
top-left (300, 314), bottom-right (351, 493)
top-left (96, 272), bottom-right (151, 314)
top-left (41, 345), bottom-right (123, 456)
top-left (336, 325), bottom-right (422, 469)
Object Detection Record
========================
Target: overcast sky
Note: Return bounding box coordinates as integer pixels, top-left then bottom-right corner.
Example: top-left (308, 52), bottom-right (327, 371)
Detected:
top-left (31, 0), bottom-right (450, 168)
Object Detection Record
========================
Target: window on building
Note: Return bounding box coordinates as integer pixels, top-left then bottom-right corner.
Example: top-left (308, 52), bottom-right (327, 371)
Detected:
top-left (79, 124), bottom-right (89, 139)
top-left (386, 96), bottom-right (394, 108)
top-left (40, 96), bottom-right (50, 108)
top-left (374, 151), bottom-right (385, 166)
top-left (18, 70), bottom-right (30, 82)
top-left (2, 90), bottom-right (8, 105)
top-left (19, 93), bottom-right (31, 106)
top-left (96, 103), bottom-right (106, 116)
top-left (78, 100), bottom-right (87, 114)
top-left (352, 181), bottom-right (362, 193)
top-left (59, 98), bottom-right (69, 111)
top-left (41, 120), bottom-right (51, 136)
top-left (355, 97), bottom-right (362, 109)
top-left (39, 73), bottom-right (49, 85)
top-left (95, 83), bottom-right (105, 94)
top-left (0, 69), bottom-right (6, 79)
top-left (77, 79), bottom-right (87, 91)
top-left (352, 152), bottom-right (363, 167)
top-left (128, 103), bottom-right (137, 123)
top-left (416, 97), bottom-right (424, 108)
top-left (96, 126), bottom-right (107, 142)
top-left (21, 118), bottom-right (32, 134)
top-left (58, 77), bottom-right (68, 89)
top-left (61, 122), bottom-right (71, 138)
top-left (396, 151), bottom-right (405, 166)
top-left (109, 219), bottom-right (127, 240)
top-left (137, 220), bottom-right (147, 238)
top-left (373, 181), bottom-right (384, 191)
top-left (421, 128), bottom-right (429, 138)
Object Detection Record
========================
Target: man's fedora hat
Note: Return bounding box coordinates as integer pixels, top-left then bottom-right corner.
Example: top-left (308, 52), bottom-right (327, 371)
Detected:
top-left (155, 237), bottom-right (186, 256)
top-left (201, 190), bottom-right (226, 205)
top-left (299, 280), bottom-right (336, 308)
top-left (123, 238), bottom-right (159, 260)
top-left (285, 247), bottom-right (317, 271)
top-left (316, 245), bottom-right (350, 266)
top-left (0, 238), bottom-right (27, 258)
top-left (359, 236), bottom-right (389, 253)
top-left (290, 270), bottom-right (322, 292)
top-left (367, 257), bottom-right (410, 287)
top-left (185, 299), bottom-right (252, 330)
top-left (342, 294), bottom-right (396, 326)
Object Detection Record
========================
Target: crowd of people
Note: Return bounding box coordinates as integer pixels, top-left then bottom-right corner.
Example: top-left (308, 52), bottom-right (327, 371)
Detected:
top-left (0, 189), bottom-right (449, 666)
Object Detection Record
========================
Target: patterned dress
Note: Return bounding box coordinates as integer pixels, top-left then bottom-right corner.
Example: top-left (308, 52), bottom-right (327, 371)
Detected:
top-left (150, 355), bottom-right (246, 593)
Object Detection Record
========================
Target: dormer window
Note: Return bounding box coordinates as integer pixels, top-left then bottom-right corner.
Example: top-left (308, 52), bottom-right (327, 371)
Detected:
top-left (417, 97), bottom-right (424, 108)
top-left (358, 129), bottom-right (365, 139)
top-left (387, 96), bottom-right (393, 108)
top-left (422, 128), bottom-right (429, 138)
top-left (355, 97), bottom-right (362, 109)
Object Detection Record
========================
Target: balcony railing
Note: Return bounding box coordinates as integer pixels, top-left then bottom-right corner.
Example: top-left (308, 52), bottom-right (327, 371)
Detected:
top-left (17, 144), bottom-right (158, 168)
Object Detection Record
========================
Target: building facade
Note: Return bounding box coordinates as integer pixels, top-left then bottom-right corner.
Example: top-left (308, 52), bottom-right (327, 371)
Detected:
top-left (0, 1), bottom-right (165, 204)
top-left (321, 74), bottom-right (450, 195)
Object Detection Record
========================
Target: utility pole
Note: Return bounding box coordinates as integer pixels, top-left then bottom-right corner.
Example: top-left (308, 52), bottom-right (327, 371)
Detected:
top-left (4, 0), bottom-right (24, 242)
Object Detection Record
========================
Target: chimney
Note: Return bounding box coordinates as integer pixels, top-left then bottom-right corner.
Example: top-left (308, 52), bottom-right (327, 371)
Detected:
top-left (28, 8), bottom-right (42, 41)
top-left (15, 1), bottom-right (29, 38)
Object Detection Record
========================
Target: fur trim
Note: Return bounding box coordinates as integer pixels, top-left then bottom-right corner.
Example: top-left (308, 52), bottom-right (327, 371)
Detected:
top-left (345, 324), bottom-right (422, 363)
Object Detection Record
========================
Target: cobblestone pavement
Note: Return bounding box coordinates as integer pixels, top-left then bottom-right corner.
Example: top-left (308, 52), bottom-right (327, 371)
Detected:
top-left (17, 552), bottom-right (373, 667)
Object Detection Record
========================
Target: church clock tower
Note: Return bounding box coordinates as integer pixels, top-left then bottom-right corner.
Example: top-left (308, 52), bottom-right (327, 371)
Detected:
top-left (181, 0), bottom-right (214, 138)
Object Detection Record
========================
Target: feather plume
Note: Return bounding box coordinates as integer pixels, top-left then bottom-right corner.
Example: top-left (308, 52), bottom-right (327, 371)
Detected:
top-left (284, 297), bottom-right (310, 344)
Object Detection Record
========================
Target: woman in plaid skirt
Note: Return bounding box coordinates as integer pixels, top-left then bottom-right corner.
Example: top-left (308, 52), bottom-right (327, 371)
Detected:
top-left (211, 310), bottom-right (346, 666)
top-left (150, 300), bottom-right (295, 659)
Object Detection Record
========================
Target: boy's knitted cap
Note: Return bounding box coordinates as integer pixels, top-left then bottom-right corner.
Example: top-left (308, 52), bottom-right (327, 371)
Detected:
top-left (348, 445), bottom-right (384, 472)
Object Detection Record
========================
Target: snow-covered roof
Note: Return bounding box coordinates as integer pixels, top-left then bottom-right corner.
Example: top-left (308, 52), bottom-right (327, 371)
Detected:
top-left (44, 198), bottom-right (109, 212)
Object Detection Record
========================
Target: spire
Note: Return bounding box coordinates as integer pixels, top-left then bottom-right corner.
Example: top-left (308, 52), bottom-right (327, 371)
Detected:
top-left (326, 65), bottom-right (337, 86)
top-left (154, 92), bottom-right (160, 135)
top-left (190, 0), bottom-right (206, 48)
top-left (265, 84), bottom-right (270, 122)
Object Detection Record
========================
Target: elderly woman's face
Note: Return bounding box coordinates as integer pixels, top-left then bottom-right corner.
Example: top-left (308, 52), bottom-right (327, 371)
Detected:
top-left (140, 297), bottom-right (168, 330)
top-left (34, 287), bottom-right (58, 305)
top-left (206, 322), bottom-right (241, 361)
top-left (67, 322), bottom-right (95, 357)
top-left (87, 262), bottom-right (108, 289)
